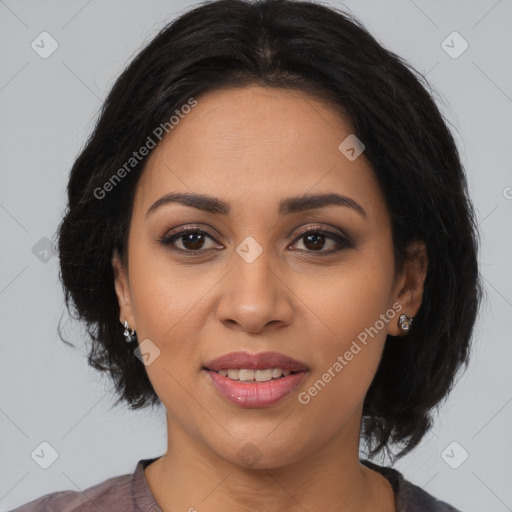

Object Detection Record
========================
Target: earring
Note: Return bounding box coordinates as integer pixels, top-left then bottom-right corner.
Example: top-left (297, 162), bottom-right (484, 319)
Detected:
top-left (123, 321), bottom-right (136, 343)
top-left (398, 314), bottom-right (413, 333)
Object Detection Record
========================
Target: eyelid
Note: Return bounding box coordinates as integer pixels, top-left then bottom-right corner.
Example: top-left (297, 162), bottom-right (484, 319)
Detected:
top-left (162, 222), bottom-right (218, 238)
top-left (288, 224), bottom-right (353, 252)
top-left (291, 223), bottom-right (349, 241)
top-left (160, 225), bottom-right (221, 248)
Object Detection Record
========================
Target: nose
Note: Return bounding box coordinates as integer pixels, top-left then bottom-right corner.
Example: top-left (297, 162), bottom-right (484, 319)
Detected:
top-left (216, 249), bottom-right (294, 334)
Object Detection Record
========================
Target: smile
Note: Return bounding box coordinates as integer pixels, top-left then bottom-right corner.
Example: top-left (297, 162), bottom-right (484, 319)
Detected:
top-left (204, 368), bottom-right (308, 408)
top-left (215, 368), bottom-right (294, 382)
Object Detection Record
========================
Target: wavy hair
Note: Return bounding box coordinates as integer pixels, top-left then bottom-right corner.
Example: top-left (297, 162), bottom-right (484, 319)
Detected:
top-left (56, 0), bottom-right (482, 462)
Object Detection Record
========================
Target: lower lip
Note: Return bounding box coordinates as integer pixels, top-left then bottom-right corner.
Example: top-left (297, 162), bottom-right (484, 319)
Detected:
top-left (204, 370), bottom-right (308, 408)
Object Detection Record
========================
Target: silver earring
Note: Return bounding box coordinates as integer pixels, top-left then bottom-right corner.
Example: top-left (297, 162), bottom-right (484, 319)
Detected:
top-left (398, 314), bottom-right (413, 333)
top-left (123, 321), bottom-right (136, 343)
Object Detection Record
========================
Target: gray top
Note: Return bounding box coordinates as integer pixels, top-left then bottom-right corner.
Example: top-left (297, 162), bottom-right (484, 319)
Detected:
top-left (9, 457), bottom-right (462, 511)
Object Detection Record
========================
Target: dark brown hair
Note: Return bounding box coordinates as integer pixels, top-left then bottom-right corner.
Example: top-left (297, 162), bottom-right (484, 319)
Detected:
top-left (56, 0), bottom-right (482, 462)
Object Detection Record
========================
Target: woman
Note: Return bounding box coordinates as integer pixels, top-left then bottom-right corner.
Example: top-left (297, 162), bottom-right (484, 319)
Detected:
top-left (12, 0), bottom-right (481, 510)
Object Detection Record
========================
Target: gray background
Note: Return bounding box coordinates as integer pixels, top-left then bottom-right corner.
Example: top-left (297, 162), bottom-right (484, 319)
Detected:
top-left (1, 0), bottom-right (511, 510)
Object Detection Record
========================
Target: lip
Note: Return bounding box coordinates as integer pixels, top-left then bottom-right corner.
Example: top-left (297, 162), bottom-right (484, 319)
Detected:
top-left (204, 369), bottom-right (308, 408)
top-left (203, 350), bottom-right (309, 372)
top-left (202, 351), bottom-right (309, 408)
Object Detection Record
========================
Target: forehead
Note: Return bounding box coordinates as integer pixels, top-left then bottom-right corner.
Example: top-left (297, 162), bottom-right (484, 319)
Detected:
top-left (134, 85), bottom-right (386, 220)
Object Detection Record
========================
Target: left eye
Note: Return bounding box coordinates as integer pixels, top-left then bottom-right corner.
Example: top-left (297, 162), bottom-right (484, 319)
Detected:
top-left (290, 229), bottom-right (350, 254)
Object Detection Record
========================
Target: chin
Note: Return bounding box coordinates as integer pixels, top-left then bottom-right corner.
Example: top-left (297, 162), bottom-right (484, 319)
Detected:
top-left (205, 434), bottom-right (316, 471)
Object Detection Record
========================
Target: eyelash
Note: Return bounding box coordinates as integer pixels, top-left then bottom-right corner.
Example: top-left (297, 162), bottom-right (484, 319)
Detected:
top-left (158, 225), bottom-right (352, 257)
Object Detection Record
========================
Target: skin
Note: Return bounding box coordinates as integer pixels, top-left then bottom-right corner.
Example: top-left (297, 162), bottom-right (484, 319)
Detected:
top-left (112, 85), bottom-right (428, 512)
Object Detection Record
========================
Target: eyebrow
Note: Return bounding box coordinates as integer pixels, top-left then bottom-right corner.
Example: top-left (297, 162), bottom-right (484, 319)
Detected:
top-left (146, 192), bottom-right (367, 218)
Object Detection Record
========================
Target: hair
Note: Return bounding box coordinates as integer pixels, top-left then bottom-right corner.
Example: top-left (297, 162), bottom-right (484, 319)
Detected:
top-left (56, 0), bottom-right (482, 463)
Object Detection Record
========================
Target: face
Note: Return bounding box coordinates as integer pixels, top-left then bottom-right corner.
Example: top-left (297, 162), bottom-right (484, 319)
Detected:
top-left (113, 85), bottom-right (426, 469)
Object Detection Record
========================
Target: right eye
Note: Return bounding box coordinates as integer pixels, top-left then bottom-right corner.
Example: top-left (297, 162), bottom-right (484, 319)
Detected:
top-left (159, 227), bottom-right (222, 255)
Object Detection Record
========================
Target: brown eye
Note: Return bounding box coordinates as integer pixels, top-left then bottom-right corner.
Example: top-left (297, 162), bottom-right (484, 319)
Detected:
top-left (290, 228), bottom-right (352, 254)
top-left (160, 228), bottom-right (220, 254)
top-left (178, 232), bottom-right (208, 251)
top-left (159, 225), bottom-right (352, 256)
top-left (302, 232), bottom-right (330, 251)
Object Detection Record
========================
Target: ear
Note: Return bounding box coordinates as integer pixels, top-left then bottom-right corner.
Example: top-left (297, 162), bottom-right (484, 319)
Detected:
top-left (388, 239), bottom-right (428, 337)
top-left (112, 250), bottom-right (136, 329)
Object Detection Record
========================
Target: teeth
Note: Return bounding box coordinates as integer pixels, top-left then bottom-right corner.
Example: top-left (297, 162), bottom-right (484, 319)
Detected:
top-left (239, 369), bottom-right (255, 381)
top-left (227, 369), bottom-right (239, 380)
top-left (216, 368), bottom-right (293, 381)
top-left (255, 369), bottom-right (273, 381)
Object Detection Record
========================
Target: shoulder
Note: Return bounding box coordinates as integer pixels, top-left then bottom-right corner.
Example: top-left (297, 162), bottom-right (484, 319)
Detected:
top-left (361, 459), bottom-right (463, 512)
top-left (396, 475), bottom-right (462, 511)
top-left (8, 472), bottom-right (134, 512)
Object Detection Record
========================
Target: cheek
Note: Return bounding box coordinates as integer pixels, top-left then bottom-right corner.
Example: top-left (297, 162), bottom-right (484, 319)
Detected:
top-left (127, 256), bottom-right (207, 410)
top-left (126, 248), bottom-right (217, 396)
top-left (301, 244), bottom-right (395, 350)
top-left (127, 237), bottom-right (208, 337)
top-left (296, 242), bottom-right (395, 406)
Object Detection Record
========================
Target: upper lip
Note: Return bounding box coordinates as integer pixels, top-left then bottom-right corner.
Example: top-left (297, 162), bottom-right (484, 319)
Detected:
top-left (203, 351), bottom-right (309, 372)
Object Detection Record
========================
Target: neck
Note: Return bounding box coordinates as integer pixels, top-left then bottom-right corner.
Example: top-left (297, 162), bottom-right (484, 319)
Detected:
top-left (144, 412), bottom-right (396, 512)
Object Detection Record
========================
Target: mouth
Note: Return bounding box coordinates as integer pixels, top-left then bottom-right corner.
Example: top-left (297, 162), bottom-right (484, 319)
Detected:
top-left (202, 351), bottom-right (309, 408)
top-left (204, 367), bottom-right (301, 382)
top-left (203, 350), bottom-right (309, 373)
top-left (202, 368), bottom-right (308, 408)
